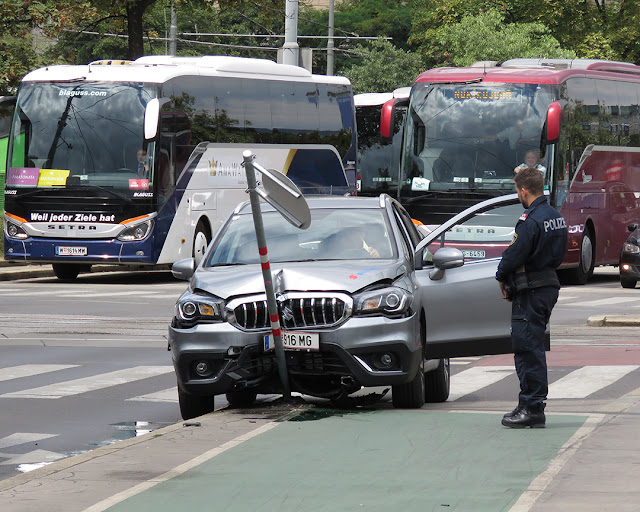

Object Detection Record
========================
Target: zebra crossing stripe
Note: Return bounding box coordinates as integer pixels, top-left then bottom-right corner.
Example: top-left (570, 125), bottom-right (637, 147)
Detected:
top-left (547, 365), bottom-right (639, 399)
top-left (0, 364), bottom-right (78, 382)
top-left (127, 387), bottom-right (178, 403)
top-left (0, 433), bottom-right (58, 450)
top-left (450, 366), bottom-right (514, 401)
top-left (0, 366), bottom-right (173, 399)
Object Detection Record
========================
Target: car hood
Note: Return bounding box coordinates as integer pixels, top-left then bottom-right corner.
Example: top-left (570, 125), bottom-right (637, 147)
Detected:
top-left (192, 260), bottom-right (408, 299)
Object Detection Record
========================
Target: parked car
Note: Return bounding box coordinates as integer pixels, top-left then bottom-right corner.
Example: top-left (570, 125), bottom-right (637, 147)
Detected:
top-left (169, 194), bottom-right (518, 420)
top-left (620, 223), bottom-right (640, 288)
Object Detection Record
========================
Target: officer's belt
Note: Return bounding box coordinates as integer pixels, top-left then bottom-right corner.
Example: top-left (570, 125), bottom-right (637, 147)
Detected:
top-left (513, 267), bottom-right (560, 290)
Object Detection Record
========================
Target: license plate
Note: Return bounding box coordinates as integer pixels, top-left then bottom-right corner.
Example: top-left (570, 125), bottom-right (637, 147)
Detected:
top-left (55, 246), bottom-right (88, 256)
top-left (264, 331), bottom-right (320, 351)
top-left (462, 249), bottom-right (486, 259)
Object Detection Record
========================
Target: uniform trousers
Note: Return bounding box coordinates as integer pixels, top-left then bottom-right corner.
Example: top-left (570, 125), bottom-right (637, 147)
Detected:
top-left (510, 286), bottom-right (559, 412)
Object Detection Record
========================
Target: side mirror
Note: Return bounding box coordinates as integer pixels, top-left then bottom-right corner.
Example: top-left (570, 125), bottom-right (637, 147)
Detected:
top-left (628, 223), bottom-right (639, 232)
top-left (380, 97), bottom-right (409, 139)
top-left (144, 98), bottom-right (160, 140)
top-left (172, 258), bottom-right (196, 280)
top-left (429, 247), bottom-right (464, 281)
top-left (545, 100), bottom-right (565, 144)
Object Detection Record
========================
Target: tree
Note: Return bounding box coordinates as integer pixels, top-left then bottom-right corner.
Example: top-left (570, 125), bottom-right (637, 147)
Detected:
top-left (0, 0), bottom-right (92, 94)
top-left (342, 39), bottom-right (422, 94)
top-left (419, 10), bottom-right (575, 68)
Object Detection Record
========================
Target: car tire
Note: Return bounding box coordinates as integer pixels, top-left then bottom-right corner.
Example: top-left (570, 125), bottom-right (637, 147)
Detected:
top-left (425, 358), bottom-right (450, 403)
top-left (178, 383), bottom-right (215, 420)
top-left (621, 276), bottom-right (637, 289)
top-left (192, 220), bottom-right (211, 266)
top-left (392, 361), bottom-right (425, 409)
top-left (225, 389), bottom-right (258, 407)
top-left (569, 228), bottom-right (594, 285)
top-left (53, 263), bottom-right (88, 280)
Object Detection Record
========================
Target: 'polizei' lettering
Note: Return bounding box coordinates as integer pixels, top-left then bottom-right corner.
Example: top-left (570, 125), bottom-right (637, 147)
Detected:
top-left (543, 218), bottom-right (567, 232)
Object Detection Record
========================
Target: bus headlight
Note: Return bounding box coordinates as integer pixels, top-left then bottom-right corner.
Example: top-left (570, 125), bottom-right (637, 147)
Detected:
top-left (117, 219), bottom-right (154, 242)
top-left (5, 222), bottom-right (28, 240)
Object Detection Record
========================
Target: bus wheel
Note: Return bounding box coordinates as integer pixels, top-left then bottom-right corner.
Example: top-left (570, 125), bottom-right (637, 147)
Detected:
top-left (192, 220), bottom-right (211, 266)
top-left (571, 229), bottom-right (594, 285)
top-left (52, 263), bottom-right (88, 281)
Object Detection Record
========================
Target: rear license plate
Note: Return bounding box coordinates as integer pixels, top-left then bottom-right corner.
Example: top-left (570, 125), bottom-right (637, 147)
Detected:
top-left (55, 246), bottom-right (88, 256)
top-left (264, 331), bottom-right (320, 351)
top-left (462, 250), bottom-right (486, 259)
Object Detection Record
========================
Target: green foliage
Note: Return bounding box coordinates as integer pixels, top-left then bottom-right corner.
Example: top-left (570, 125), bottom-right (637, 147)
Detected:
top-left (342, 39), bottom-right (422, 94)
top-left (421, 9), bottom-right (575, 67)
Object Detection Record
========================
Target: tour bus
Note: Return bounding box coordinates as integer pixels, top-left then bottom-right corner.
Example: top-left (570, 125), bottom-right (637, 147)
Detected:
top-left (380, 58), bottom-right (640, 283)
top-left (3, 56), bottom-right (357, 279)
top-left (354, 88), bottom-right (409, 196)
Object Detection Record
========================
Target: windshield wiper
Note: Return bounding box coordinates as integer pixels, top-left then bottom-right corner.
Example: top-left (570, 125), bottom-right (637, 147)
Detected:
top-left (67, 183), bottom-right (133, 204)
top-left (207, 262), bottom-right (247, 267)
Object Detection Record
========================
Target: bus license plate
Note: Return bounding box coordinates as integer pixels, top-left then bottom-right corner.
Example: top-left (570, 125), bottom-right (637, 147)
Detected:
top-left (463, 250), bottom-right (486, 259)
top-left (56, 246), bottom-right (88, 256)
top-left (264, 331), bottom-right (319, 351)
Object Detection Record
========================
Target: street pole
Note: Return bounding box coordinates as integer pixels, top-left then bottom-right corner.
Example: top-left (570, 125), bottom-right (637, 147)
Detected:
top-left (282, 0), bottom-right (299, 66)
top-left (169, 0), bottom-right (177, 56)
top-left (327, 0), bottom-right (335, 75)
top-left (242, 151), bottom-right (291, 399)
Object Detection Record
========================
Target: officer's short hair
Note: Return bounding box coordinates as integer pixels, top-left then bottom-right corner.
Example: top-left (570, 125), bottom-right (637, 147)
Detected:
top-left (514, 167), bottom-right (544, 195)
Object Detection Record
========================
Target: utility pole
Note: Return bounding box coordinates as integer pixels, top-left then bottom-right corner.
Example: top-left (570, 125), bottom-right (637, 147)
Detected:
top-left (282, 0), bottom-right (299, 66)
top-left (327, 0), bottom-right (335, 75)
top-left (169, 0), bottom-right (177, 56)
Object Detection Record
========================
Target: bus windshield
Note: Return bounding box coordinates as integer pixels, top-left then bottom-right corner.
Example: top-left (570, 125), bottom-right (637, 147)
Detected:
top-left (402, 82), bottom-right (556, 194)
top-left (8, 82), bottom-right (157, 191)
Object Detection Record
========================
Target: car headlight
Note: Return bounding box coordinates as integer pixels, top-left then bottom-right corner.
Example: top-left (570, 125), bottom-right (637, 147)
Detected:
top-left (117, 219), bottom-right (154, 242)
top-left (623, 242), bottom-right (640, 254)
top-left (5, 222), bottom-right (28, 240)
top-left (175, 294), bottom-right (225, 327)
top-left (353, 287), bottom-right (412, 317)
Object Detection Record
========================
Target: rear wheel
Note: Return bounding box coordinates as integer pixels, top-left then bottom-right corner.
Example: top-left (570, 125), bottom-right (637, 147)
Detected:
top-left (178, 383), bottom-right (215, 420)
top-left (225, 389), bottom-right (258, 407)
top-left (52, 263), bottom-right (89, 281)
top-left (425, 358), bottom-right (450, 403)
top-left (192, 220), bottom-right (211, 266)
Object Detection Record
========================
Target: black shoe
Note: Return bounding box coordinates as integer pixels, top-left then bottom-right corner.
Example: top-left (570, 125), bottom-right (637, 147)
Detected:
top-left (501, 409), bottom-right (546, 429)
top-left (503, 405), bottom-right (523, 419)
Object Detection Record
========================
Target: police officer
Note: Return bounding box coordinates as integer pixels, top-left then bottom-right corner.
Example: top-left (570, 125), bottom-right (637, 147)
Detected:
top-left (496, 167), bottom-right (567, 428)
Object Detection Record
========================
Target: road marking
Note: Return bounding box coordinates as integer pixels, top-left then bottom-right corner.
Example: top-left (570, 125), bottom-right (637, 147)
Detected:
top-left (0, 433), bottom-right (58, 450)
top-left (0, 364), bottom-right (78, 382)
top-left (568, 296), bottom-right (639, 307)
top-left (0, 366), bottom-right (173, 399)
top-left (127, 387), bottom-right (178, 403)
top-left (548, 365), bottom-right (639, 398)
top-left (83, 421), bottom-right (280, 512)
top-left (450, 366), bottom-right (514, 401)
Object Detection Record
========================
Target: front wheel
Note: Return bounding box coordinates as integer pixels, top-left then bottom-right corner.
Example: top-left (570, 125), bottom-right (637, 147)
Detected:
top-left (569, 229), bottom-right (594, 285)
top-left (178, 383), bottom-right (215, 420)
top-left (192, 220), bottom-right (211, 266)
top-left (621, 276), bottom-right (637, 289)
top-left (52, 263), bottom-right (89, 281)
top-left (392, 362), bottom-right (425, 409)
top-left (425, 358), bottom-right (450, 403)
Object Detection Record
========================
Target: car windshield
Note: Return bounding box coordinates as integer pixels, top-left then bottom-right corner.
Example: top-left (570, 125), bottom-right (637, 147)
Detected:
top-left (206, 207), bottom-right (397, 265)
top-left (8, 81), bottom-right (157, 191)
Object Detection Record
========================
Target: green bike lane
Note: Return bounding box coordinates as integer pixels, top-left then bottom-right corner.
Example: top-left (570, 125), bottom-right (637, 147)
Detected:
top-left (101, 408), bottom-right (589, 512)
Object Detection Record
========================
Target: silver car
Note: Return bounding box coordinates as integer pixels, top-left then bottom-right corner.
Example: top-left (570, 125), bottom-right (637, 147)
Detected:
top-left (169, 194), bottom-right (518, 419)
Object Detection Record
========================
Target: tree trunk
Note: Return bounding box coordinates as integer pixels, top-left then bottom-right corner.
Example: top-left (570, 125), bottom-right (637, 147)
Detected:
top-left (126, 0), bottom-right (156, 60)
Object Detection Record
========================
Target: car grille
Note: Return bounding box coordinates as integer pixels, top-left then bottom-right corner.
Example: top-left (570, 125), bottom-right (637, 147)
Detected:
top-left (227, 292), bottom-right (353, 331)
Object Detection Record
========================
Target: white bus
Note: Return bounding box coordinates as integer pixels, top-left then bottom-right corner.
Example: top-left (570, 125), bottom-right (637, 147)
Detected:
top-left (3, 56), bottom-right (357, 279)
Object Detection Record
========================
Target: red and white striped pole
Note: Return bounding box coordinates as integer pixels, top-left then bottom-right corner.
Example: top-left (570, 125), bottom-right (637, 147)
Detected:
top-left (242, 151), bottom-right (291, 398)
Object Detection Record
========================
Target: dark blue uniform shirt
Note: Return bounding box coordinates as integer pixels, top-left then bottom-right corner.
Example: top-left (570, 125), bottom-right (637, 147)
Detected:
top-left (496, 195), bottom-right (567, 282)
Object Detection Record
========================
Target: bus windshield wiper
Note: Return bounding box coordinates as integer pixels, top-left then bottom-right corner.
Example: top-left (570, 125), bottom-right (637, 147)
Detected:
top-left (68, 183), bottom-right (133, 204)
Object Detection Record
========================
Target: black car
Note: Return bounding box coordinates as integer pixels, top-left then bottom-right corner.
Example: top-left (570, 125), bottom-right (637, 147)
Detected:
top-left (620, 223), bottom-right (640, 288)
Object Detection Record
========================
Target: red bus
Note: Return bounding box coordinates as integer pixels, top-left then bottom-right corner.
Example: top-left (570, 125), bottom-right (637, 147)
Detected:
top-left (380, 58), bottom-right (640, 283)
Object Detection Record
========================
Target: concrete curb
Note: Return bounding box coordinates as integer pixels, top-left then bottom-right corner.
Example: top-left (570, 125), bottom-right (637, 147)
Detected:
top-left (587, 314), bottom-right (640, 327)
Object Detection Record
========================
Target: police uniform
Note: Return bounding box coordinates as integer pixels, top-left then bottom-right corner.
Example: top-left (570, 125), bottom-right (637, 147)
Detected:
top-left (496, 195), bottom-right (567, 424)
